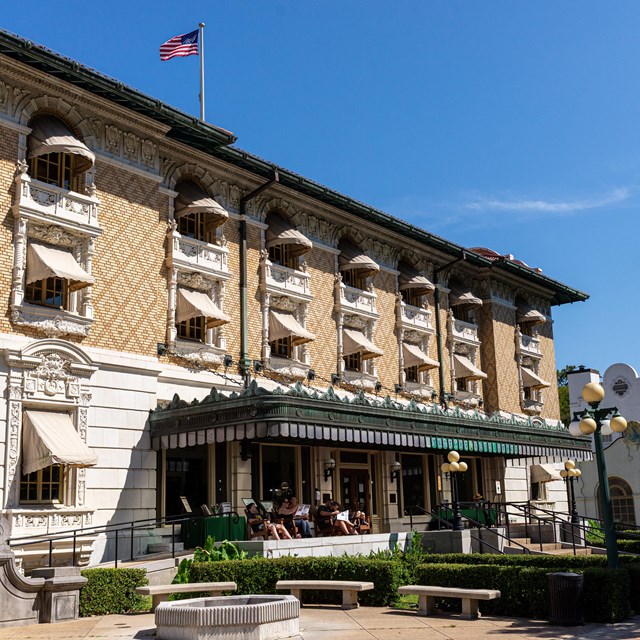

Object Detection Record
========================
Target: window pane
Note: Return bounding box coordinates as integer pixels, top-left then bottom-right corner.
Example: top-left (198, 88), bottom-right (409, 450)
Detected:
top-left (401, 454), bottom-right (426, 514)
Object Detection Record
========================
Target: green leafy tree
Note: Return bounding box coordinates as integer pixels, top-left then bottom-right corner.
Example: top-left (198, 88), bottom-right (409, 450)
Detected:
top-left (557, 365), bottom-right (577, 426)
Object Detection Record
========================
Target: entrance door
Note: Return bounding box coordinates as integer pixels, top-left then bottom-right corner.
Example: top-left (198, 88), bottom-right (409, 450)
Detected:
top-left (340, 469), bottom-right (370, 516)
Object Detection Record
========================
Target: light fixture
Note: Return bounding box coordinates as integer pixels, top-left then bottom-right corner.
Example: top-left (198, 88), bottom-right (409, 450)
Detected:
top-left (441, 450), bottom-right (468, 531)
top-left (395, 384), bottom-right (404, 394)
top-left (375, 381), bottom-right (383, 392)
top-left (431, 389), bottom-right (438, 400)
top-left (568, 381), bottom-right (627, 568)
top-left (223, 354), bottom-right (234, 368)
top-left (390, 460), bottom-right (402, 482)
top-left (331, 374), bottom-right (341, 385)
top-left (323, 458), bottom-right (336, 480)
top-left (157, 342), bottom-right (168, 356)
top-left (253, 360), bottom-right (264, 373)
top-left (307, 369), bottom-right (316, 381)
top-left (563, 459), bottom-right (581, 524)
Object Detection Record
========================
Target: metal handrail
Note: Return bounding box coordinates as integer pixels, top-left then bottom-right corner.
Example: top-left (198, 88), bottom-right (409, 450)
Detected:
top-left (8, 512), bottom-right (206, 568)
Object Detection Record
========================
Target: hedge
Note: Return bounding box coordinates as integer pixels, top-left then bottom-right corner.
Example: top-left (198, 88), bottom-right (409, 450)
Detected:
top-left (419, 552), bottom-right (640, 568)
top-left (414, 563), bottom-right (630, 623)
top-left (189, 556), bottom-right (404, 606)
top-left (79, 568), bottom-right (150, 617)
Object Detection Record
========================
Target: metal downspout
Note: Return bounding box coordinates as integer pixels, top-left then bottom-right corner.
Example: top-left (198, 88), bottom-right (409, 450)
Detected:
top-left (239, 171), bottom-right (279, 387)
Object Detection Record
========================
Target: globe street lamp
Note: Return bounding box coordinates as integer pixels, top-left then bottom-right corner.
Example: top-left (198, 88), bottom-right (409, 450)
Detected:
top-left (441, 451), bottom-right (468, 531)
top-left (560, 460), bottom-right (581, 524)
top-left (569, 382), bottom-right (627, 569)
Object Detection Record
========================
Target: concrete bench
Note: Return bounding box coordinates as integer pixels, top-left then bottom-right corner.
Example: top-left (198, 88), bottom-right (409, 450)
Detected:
top-left (136, 581), bottom-right (237, 611)
top-left (276, 580), bottom-right (374, 610)
top-left (398, 585), bottom-right (501, 619)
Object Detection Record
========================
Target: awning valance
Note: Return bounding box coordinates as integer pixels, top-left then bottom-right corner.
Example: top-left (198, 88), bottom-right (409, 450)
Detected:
top-left (521, 367), bottom-right (551, 390)
top-left (343, 327), bottom-right (383, 360)
top-left (27, 116), bottom-right (95, 175)
top-left (453, 354), bottom-right (487, 380)
top-left (399, 265), bottom-right (434, 296)
top-left (176, 288), bottom-right (230, 328)
top-left (338, 241), bottom-right (379, 277)
top-left (175, 181), bottom-right (228, 226)
top-left (22, 410), bottom-right (97, 476)
top-left (402, 343), bottom-right (440, 370)
top-left (26, 242), bottom-right (94, 292)
top-left (517, 306), bottom-right (547, 325)
top-left (266, 215), bottom-right (312, 257)
top-left (449, 288), bottom-right (483, 307)
top-left (530, 463), bottom-right (562, 483)
top-left (269, 309), bottom-right (315, 346)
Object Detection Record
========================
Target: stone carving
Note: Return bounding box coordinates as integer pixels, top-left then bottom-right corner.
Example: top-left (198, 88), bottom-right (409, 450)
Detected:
top-left (29, 224), bottom-right (78, 248)
top-left (123, 131), bottom-right (138, 162)
top-left (141, 140), bottom-right (156, 167)
top-left (177, 272), bottom-right (215, 291)
top-left (0, 81), bottom-right (8, 111)
top-left (0, 515), bottom-right (10, 545)
top-left (270, 296), bottom-right (299, 313)
top-left (105, 124), bottom-right (121, 155)
top-left (11, 308), bottom-right (92, 338)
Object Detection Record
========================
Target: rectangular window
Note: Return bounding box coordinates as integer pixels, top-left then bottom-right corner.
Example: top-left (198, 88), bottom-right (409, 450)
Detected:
top-left (25, 276), bottom-right (68, 309)
top-left (401, 290), bottom-right (423, 307)
top-left (30, 153), bottom-right (78, 191)
top-left (344, 352), bottom-right (362, 372)
top-left (270, 336), bottom-right (292, 358)
top-left (452, 306), bottom-right (473, 322)
top-left (456, 377), bottom-right (469, 392)
top-left (341, 269), bottom-right (367, 290)
top-left (177, 316), bottom-right (206, 342)
top-left (260, 444), bottom-right (297, 502)
top-left (405, 366), bottom-right (419, 383)
top-left (401, 454), bottom-right (426, 514)
top-left (178, 212), bottom-right (208, 242)
top-left (20, 465), bottom-right (64, 504)
top-left (268, 244), bottom-right (298, 270)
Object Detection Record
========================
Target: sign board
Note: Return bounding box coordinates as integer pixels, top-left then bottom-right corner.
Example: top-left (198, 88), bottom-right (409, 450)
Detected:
top-left (179, 496), bottom-right (193, 513)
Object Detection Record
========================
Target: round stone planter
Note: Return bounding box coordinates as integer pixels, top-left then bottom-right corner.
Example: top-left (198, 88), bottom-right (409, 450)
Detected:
top-left (155, 594), bottom-right (300, 640)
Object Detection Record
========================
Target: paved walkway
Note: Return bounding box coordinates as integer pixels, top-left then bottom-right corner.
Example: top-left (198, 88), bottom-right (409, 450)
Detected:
top-left (1, 608), bottom-right (639, 640)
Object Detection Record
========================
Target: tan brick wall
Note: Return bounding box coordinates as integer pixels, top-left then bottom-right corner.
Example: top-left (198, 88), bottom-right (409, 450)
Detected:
top-left (372, 270), bottom-right (400, 391)
top-left (305, 248), bottom-right (338, 381)
top-left (538, 318), bottom-right (560, 420)
top-left (0, 128), bottom-right (19, 334)
top-left (85, 161), bottom-right (168, 355)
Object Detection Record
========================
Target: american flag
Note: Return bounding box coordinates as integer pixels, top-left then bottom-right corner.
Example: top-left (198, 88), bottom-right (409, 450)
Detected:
top-left (159, 29), bottom-right (199, 61)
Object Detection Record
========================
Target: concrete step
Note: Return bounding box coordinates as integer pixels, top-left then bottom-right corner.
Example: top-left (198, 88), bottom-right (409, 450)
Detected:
top-left (509, 538), bottom-right (531, 545)
top-left (147, 542), bottom-right (184, 555)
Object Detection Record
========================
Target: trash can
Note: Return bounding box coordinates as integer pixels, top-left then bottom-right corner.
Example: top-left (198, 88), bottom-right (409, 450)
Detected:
top-left (547, 572), bottom-right (584, 626)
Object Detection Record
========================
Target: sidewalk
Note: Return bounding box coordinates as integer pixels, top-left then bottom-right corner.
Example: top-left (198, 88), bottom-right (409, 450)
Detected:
top-left (1, 607), bottom-right (639, 640)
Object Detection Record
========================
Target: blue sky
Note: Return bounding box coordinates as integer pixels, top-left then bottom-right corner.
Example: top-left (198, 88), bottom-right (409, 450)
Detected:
top-left (4, 2), bottom-right (639, 377)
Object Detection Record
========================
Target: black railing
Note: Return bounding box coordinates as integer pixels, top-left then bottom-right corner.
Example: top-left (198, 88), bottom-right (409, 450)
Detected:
top-left (8, 513), bottom-right (201, 569)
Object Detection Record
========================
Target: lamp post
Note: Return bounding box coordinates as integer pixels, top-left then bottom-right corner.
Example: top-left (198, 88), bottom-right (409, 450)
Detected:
top-left (560, 460), bottom-right (581, 524)
top-left (441, 451), bottom-right (468, 531)
top-left (568, 382), bottom-right (627, 569)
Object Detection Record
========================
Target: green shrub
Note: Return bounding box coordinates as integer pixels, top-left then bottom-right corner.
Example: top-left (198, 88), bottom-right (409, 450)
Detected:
top-left (189, 556), bottom-right (404, 606)
top-left (419, 552), bottom-right (640, 568)
top-left (414, 562), bottom-right (630, 623)
top-left (79, 568), bottom-right (149, 617)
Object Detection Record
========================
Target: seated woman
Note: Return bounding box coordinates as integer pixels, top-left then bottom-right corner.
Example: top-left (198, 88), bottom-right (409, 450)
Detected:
top-left (279, 496), bottom-right (312, 538)
top-left (349, 501), bottom-right (369, 532)
top-left (330, 501), bottom-right (357, 535)
top-left (277, 498), bottom-right (300, 538)
top-left (246, 502), bottom-right (292, 540)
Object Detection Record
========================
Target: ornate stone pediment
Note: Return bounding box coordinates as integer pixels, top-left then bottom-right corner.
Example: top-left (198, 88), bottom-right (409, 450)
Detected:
top-left (11, 306), bottom-right (93, 338)
top-left (177, 271), bottom-right (216, 291)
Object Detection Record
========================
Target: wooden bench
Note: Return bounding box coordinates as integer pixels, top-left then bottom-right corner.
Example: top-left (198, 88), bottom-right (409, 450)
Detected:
top-left (136, 581), bottom-right (237, 611)
top-left (276, 579), bottom-right (374, 610)
top-left (398, 585), bottom-right (501, 619)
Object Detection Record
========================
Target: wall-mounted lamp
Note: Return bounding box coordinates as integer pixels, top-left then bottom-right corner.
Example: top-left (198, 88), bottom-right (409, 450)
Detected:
top-left (157, 342), bottom-right (168, 356)
top-left (253, 360), bottom-right (264, 373)
top-left (394, 384), bottom-right (404, 394)
top-left (478, 398), bottom-right (483, 407)
top-left (323, 457), bottom-right (336, 480)
top-left (223, 354), bottom-right (234, 368)
top-left (307, 369), bottom-right (316, 381)
top-left (390, 460), bottom-right (402, 483)
top-left (331, 374), bottom-right (341, 385)
top-left (375, 381), bottom-right (383, 392)
top-left (431, 389), bottom-right (438, 400)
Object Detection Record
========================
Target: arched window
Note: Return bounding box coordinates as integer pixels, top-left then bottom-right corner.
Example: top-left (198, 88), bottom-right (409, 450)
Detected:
top-left (338, 239), bottom-right (378, 290)
top-left (265, 211), bottom-right (311, 270)
top-left (598, 477), bottom-right (637, 525)
top-left (27, 115), bottom-right (94, 191)
top-left (175, 180), bottom-right (228, 243)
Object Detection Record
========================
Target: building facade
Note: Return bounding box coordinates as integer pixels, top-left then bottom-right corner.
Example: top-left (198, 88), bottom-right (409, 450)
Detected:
top-left (568, 364), bottom-right (640, 526)
top-left (0, 30), bottom-right (591, 568)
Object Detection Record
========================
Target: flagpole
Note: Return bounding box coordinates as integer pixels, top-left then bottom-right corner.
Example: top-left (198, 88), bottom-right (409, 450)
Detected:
top-left (199, 22), bottom-right (205, 121)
